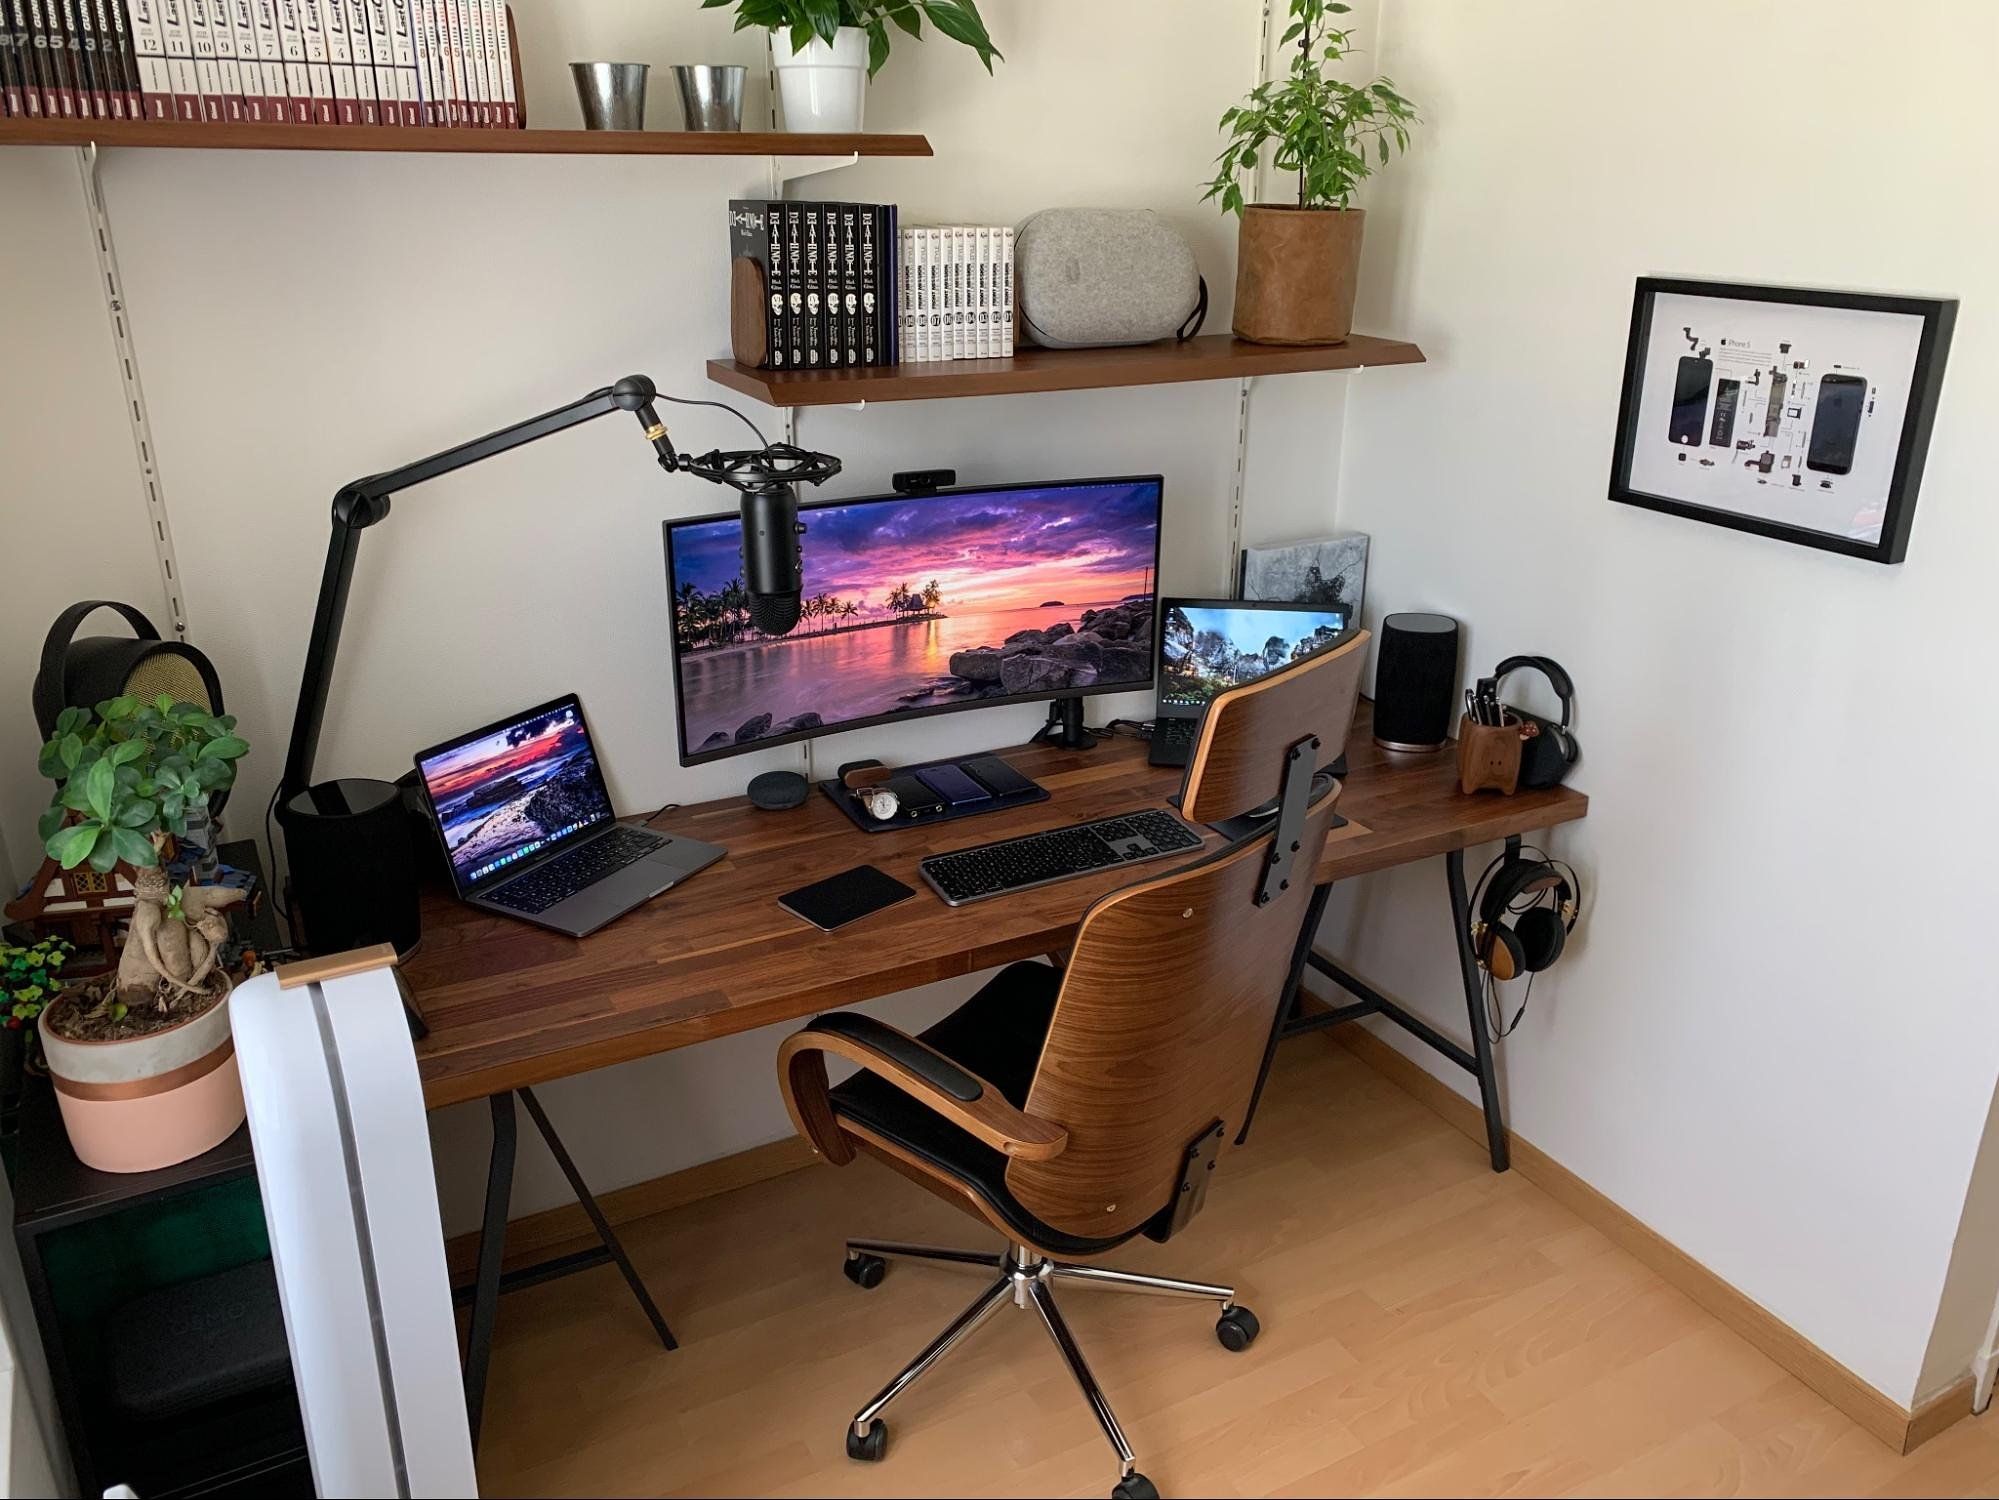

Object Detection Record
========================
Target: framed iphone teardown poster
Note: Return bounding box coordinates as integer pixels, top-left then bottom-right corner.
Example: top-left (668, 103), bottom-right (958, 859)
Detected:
top-left (1609, 278), bottom-right (1955, 562)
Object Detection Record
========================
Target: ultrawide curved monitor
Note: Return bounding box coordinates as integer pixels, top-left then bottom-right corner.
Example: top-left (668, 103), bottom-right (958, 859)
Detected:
top-left (663, 475), bottom-right (1164, 764)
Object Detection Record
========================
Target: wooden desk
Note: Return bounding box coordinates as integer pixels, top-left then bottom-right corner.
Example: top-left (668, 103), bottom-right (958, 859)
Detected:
top-left (404, 703), bottom-right (1586, 1109)
top-left (401, 703), bottom-right (1584, 1441)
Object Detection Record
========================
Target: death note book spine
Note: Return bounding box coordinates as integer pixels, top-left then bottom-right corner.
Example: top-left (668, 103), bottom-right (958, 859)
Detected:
top-left (859, 205), bottom-right (881, 368)
top-left (782, 201), bottom-right (805, 370)
top-left (727, 199), bottom-right (783, 370)
top-left (802, 202), bottom-right (826, 369)
top-left (832, 203), bottom-right (859, 368)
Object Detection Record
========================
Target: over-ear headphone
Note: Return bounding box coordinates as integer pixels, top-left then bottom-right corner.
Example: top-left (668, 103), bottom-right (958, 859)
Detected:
top-left (1469, 843), bottom-right (1581, 1038)
top-left (1485, 655), bottom-right (1579, 788)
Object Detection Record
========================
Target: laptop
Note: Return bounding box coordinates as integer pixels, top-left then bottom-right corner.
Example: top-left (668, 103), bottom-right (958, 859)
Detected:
top-left (1150, 598), bottom-right (1354, 767)
top-left (414, 694), bottom-right (724, 937)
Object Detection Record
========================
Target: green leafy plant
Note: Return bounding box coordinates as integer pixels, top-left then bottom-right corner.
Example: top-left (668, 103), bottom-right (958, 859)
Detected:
top-left (1204, 0), bottom-right (1417, 215)
top-left (1, 937), bottom-right (71, 1032)
top-left (35, 696), bottom-right (249, 875)
top-left (702, 0), bottom-right (1002, 76)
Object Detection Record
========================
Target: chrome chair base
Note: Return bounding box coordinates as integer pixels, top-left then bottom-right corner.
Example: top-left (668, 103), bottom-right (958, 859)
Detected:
top-left (840, 1239), bottom-right (1257, 1498)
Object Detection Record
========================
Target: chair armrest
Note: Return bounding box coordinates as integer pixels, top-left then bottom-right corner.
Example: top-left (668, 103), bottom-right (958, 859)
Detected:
top-left (777, 1013), bottom-right (1068, 1164)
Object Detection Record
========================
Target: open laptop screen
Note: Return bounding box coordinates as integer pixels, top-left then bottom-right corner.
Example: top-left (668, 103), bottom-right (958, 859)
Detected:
top-left (414, 695), bottom-right (615, 893)
top-left (1158, 600), bottom-right (1352, 714)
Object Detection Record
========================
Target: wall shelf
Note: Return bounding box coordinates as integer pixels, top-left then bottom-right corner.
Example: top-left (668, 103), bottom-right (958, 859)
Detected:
top-left (0, 118), bottom-right (933, 158)
top-left (706, 333), bottom-right (1426, 408)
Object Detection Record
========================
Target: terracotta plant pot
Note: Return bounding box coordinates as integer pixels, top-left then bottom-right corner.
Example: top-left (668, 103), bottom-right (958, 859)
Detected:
top-left (38, 981), bottom-right (243, 1173)
top-left (1232, 205), bottom-right (1366, 346)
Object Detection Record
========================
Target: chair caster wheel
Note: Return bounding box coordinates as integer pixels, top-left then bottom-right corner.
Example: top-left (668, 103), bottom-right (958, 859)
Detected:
top-left (1216, 1304), bottom-right (1260, 1352)
top-left (846, 1419), bottom-right (887, 1461)
top-left (843, 1252), bottom-right (887, 1289)
top-left (1111, 1472), bottom-right (1159, 1499)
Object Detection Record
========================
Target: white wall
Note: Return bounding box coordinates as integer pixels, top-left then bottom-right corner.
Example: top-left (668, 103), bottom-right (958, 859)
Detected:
top-left (1319, 0), bottom-right (1999, 1407)
top-left (0, 153), bottom-right (169, 893)
top-left (0, 1), bottom-right (1292, 1233)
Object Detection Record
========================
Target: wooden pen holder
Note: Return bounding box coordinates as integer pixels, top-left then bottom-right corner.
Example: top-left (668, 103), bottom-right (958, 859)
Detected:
top-left (1457, 713), bottom-right (1530, 796)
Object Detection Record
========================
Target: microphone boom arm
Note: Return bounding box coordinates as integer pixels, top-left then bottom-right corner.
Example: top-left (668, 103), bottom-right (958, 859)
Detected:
top-left (278, 375), bottom-right (837, 809)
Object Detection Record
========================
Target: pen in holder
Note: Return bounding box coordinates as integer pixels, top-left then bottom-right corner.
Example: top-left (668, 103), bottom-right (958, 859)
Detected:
top-left (1457, 712), bottom-right (1534, 796)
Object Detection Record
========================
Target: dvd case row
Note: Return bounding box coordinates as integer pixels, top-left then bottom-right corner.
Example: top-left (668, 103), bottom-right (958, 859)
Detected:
top-left (899, 223), bottom-right (1014, 363)
top-left (730, 199), bottom-right (900, 372)
top-left (0, 0), bottom-right (522, 127)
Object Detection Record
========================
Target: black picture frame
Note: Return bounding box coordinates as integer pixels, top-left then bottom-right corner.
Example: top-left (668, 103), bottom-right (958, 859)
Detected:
top-left (1608, 277), bottom-right (1956, 563)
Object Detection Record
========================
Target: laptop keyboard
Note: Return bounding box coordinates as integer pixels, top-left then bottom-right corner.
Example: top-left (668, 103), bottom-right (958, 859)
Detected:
top-left (486, 825), bottom-right (663, 915)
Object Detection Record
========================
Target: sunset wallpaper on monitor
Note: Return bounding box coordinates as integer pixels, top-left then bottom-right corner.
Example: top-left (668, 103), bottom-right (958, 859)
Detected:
top-left (665, 480), bottom-right (1161, 755)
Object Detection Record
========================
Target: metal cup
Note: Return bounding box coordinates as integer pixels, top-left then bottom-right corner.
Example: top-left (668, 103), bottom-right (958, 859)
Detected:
top-left (571, 62), bottom-right (649, 131)
top-left (672, 64), bottom-right (746, 131)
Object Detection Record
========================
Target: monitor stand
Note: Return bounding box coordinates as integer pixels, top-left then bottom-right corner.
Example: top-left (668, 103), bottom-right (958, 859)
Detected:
top-left (1030, 698), bottom-right (1096, 750)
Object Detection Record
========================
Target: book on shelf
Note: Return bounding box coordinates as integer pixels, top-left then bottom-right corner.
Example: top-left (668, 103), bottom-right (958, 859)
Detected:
top-left (0, 0), bottom-right (520, 120)
top-left (728, 199), bottom-right (903, 374)
top-left (896, 222), bottom-right (1014, 365)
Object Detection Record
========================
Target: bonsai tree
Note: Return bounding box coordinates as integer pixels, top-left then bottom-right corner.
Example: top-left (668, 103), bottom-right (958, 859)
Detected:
top-left (1203, 0), bottom-right (1418, 215)
top-left (702, 0), bottom-right (1002, 76)
top-left (36, 695), bottom-right (248, 876)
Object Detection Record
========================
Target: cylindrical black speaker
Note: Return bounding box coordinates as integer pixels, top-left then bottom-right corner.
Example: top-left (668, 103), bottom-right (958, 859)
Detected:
top-left (1373, 612), bottom-right (1460, 752)
top-left (279, 778), bottom-right (422, 958)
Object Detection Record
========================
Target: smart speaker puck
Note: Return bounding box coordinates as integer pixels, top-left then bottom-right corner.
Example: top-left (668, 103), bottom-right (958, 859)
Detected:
top-left (747, 770), bottom-right (811, 810)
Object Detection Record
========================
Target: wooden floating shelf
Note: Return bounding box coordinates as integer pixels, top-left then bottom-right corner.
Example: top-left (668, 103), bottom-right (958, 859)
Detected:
top-left (0, 118), bottom-right (933, 158)
top-left (707, 333), bottom-right (1426, 407)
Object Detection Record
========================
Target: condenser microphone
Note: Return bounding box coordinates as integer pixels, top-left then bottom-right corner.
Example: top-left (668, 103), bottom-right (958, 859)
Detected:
top-left (742, 487), bottom-right (804, 636)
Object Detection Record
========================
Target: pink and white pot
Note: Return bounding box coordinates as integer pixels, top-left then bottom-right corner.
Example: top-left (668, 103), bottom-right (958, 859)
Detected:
top-left (39, 985), bottom-right (244, 1173)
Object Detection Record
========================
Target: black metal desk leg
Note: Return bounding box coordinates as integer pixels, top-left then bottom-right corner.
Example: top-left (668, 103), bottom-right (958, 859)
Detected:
top-left (518, 1087), bottom-right (678, 1351)
top-left (1446, 849), bottom-right (1510, 1172)
top-left (464, 1089), bottom-right (517, 1447)
top-left (1238, 881), bottom-right (1334, 1146)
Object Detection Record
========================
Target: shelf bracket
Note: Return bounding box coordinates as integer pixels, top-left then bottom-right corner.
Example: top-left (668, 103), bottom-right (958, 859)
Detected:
top-left (77, 143), bottom-right (189, 640)
top-left (772, 151), bottom-right (859, 186)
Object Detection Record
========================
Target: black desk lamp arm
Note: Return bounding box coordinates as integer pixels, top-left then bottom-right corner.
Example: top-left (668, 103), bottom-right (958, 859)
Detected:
top-left (280, 376), bottom-right (678, 805)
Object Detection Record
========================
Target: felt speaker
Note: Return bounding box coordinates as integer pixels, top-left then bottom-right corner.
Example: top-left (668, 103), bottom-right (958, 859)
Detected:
top-left (35, 601), bottom-right (223, 737)
top-left (1372, 613), bottom-right (1460, 752)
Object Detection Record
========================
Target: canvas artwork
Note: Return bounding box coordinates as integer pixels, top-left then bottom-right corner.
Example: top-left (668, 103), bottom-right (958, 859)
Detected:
top-left (1238, 533), bottom-right (1369, 614)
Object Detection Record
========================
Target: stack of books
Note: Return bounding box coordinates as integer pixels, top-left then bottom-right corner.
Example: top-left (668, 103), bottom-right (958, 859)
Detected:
top-left (899, 223), bottom-right (1015, 363)
top-left (729, 199), bottom-right (900, 373)
top-left (0, 0), bottom-right (523, 127)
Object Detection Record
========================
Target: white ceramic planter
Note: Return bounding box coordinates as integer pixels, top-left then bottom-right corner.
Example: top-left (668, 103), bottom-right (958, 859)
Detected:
top-left (40, 983), bottom-right (244, 1173)
top-left (772, 27), bottom-right (868, 133)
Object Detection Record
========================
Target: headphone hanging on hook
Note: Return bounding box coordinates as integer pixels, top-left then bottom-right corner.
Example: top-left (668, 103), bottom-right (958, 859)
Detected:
top-left (1468, 841), bottom-right (1582, 1039)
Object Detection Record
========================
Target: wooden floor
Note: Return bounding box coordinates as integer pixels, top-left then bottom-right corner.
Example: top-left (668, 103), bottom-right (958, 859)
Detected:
top-left (474, 1038), bottom-right (1999, 1497)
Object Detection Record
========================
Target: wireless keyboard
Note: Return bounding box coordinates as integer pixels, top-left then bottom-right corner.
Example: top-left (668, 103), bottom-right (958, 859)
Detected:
top-left (487, 826), bottom-right (662, 915)
top-left (920, 808), bottom-right (1203, 906)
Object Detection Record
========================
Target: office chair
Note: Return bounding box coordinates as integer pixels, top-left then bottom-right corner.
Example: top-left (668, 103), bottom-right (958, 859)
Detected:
top-left (777, 632), bottom-right (1367, 1498)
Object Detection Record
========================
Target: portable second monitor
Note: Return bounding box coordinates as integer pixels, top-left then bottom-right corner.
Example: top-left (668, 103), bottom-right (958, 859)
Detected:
top-left (663, 476), bottom-right (1164, 764)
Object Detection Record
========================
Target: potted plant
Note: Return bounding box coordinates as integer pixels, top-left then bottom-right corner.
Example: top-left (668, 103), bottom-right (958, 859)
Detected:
top-left (1204, 0), bottom-right (1418, 345)
top-left (702, 0), bottom-right (1001, 133)
top-left (32, 696), bottom-right (250, 1173)
top-left (0, 936), bottom-right (71, 1129)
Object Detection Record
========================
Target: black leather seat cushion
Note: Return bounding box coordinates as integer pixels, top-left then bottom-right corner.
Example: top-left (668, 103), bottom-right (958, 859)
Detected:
top-left (828, 961), bottom-right (1140, 1258)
